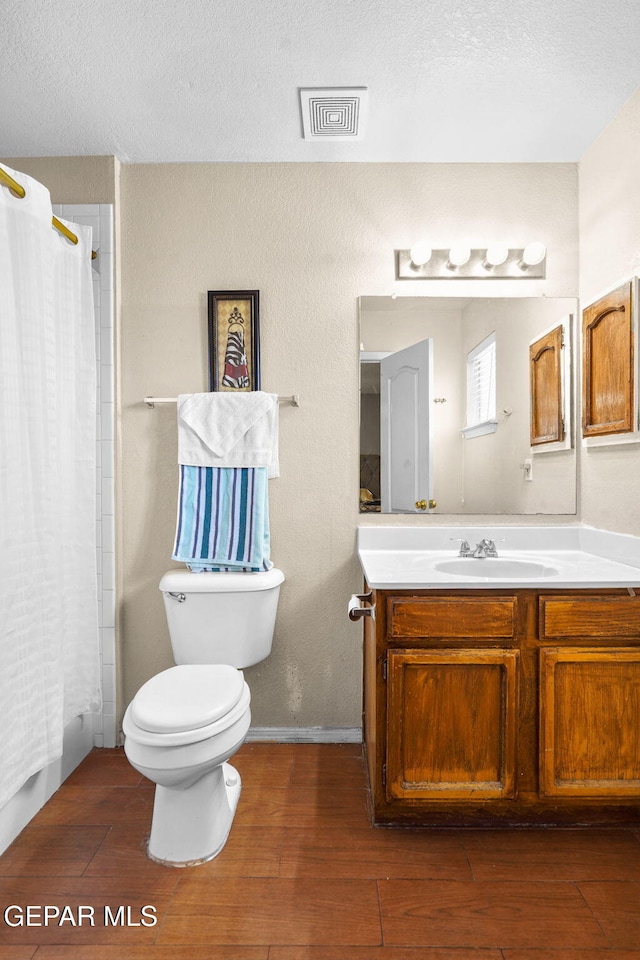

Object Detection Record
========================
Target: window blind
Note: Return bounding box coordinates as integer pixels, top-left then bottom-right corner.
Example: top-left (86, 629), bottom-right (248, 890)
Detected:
top-left (463, 332), bottom-right (497, 438)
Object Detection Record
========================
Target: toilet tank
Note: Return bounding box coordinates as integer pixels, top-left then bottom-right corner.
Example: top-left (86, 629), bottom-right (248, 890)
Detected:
top-left (159, 568), bottom-right (285, 668)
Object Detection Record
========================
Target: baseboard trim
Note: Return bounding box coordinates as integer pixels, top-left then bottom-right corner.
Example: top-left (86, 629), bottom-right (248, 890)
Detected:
top-left (246, 726), bottom-right (362, 744)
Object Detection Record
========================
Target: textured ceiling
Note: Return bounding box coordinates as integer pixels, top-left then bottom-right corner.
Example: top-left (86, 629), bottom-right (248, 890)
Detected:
top-left (2, 0), bottom-right (640, 163)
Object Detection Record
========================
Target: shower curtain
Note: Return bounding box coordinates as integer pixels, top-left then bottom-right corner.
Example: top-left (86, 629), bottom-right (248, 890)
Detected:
top-left (0, 165), bottom-right (101, 809)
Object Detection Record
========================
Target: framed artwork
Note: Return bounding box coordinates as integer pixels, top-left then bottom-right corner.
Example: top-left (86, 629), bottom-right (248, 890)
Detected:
top-left (207, 290), bottom-right (261, 391)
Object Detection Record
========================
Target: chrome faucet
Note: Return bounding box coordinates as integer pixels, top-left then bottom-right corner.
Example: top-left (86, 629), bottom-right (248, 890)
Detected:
top-left (450, 538), bottom-right (473, 557)
top-left (472, 538), bottom-right (499, 558)
top-left (450, 537), bottom-right (501, 558)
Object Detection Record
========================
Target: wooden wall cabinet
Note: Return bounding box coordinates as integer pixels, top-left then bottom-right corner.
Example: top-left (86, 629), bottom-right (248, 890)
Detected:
top-left (363, 587), bottom-right (640, 825)
top-left (582, 281), bottom-right (634, 437)
top-left (529, 323), bottom-right (564, 445)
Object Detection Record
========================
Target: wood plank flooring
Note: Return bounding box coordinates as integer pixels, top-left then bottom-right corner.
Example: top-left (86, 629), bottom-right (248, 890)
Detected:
top-left (0, 743), bottom-right (639, 958)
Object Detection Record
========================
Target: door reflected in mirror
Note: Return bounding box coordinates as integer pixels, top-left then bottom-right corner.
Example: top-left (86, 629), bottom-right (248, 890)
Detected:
top-left (359, 296), bottom-right (577, 515)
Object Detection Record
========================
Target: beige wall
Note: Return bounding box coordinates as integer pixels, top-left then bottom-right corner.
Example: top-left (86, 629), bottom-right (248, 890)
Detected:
top-left (2, 156), bottom-right (118, 204)
top-left (119, 162), bottom-right (579, 734)
top-left (6, 124), bottom-right (640, 733)
top-left (579, 88), bottom-right (640, 534)
top-left (1, 155), bottom-right (580, 734)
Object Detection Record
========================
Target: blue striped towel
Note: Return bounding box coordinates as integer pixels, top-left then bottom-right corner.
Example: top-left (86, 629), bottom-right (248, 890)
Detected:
top-left (172, 465), bottom-right (272, 572)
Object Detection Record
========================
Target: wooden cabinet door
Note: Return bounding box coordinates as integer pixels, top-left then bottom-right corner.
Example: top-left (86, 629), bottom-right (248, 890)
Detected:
top-left (386, 648), bottom-right (519, 801)
top-left (530, 323), bottom-right (564, 445)
top-left (540, 647), bottom-right (640, 797)
top-left (582, 281), bottom-right (634, 437)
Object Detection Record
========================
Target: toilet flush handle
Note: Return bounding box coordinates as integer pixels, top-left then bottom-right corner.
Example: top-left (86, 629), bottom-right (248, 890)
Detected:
top-left (167, 591), bottom-right (186, 603)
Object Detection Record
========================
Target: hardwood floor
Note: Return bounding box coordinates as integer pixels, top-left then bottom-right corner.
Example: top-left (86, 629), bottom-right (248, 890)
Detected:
top-left (0, 743), bottom-right (639, 958)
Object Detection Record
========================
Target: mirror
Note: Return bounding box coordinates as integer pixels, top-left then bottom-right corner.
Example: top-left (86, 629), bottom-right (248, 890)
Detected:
top-left (359, 296), bottom-right (577, 515)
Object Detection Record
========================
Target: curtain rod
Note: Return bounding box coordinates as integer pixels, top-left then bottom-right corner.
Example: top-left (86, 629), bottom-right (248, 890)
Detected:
top-left (144, 395), bottom-right (300, 408)
top-left (0, 165), bottom-right (98, 260)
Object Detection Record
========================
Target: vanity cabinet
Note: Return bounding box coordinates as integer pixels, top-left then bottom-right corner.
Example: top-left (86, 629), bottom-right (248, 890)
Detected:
top-left (363, 587), bottom-right (640, 825)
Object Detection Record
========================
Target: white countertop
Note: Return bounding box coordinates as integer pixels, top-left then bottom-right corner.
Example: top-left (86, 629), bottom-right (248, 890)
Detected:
top-left (357, 525), bottom-right (640, 590)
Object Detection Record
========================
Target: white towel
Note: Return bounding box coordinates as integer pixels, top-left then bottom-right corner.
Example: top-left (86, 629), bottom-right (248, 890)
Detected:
top-left (177, 392), bottom-right (279, 478)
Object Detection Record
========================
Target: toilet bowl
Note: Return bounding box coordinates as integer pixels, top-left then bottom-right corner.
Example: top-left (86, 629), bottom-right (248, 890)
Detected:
top-left (123, 663), bottom-right (251, 864)
top-left (123, 568), bottom-right (284, 866)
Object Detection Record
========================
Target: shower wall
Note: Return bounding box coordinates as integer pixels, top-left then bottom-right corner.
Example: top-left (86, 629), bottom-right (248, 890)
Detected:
top-left (53, 204), bottom-right (116, 749)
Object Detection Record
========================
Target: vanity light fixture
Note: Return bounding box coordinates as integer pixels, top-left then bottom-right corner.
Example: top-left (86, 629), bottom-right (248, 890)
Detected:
top-left (395, 243), bottom-right (547, 279)
top-left (484, 244), bottom-right (509, 268)
top-left (409, 242), bottom-right (432, 267)
top-left (521, 241), bottom-right (547, 267)
top-left (447, 245), bottom-right (471, 269)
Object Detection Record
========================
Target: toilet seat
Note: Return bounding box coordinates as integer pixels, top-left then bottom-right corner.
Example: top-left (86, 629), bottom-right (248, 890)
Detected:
top-left (132, 664), bottom-right (244, 733)
top-left (124, 664), bottom-right (251, 748)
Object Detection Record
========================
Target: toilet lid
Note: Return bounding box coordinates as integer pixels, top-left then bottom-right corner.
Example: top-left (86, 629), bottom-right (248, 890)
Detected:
top-left (131, 664), bottom-right (245, 734)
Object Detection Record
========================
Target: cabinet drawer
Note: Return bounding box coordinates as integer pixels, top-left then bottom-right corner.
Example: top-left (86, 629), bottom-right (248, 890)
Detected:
top-left (388, 597), bottom-right (516, 638)
top-left (540, 595), bottom-right (640, 639)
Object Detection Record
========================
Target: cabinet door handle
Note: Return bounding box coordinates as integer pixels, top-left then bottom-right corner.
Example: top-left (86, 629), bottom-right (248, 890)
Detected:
top-left (415, 499), bottom-right (437, 510)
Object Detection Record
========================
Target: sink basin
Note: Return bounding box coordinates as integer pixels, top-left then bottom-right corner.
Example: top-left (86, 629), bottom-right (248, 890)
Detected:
top-left (434, 558), bottom-right (559, 578)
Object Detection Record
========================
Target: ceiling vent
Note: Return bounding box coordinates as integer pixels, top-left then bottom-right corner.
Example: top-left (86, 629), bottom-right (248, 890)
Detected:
top-left (299, 87), bottom-right (368, 141)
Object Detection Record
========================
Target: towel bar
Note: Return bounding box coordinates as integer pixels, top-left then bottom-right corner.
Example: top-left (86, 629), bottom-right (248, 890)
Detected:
top-left (144, 395), bottom-right (300, 408)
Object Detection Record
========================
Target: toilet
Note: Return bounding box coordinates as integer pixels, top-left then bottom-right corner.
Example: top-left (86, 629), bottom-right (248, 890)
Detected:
top-left (123, 567), bottom-right (284, 866)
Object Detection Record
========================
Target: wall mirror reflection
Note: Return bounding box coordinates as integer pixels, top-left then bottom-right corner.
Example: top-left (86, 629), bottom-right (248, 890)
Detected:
top-left (359, 296), bottom-right (576, 515)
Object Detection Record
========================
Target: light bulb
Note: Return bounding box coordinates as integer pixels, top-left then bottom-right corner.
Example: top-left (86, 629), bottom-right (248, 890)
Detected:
top-left (448, 245), bottom-right (471, 267)
top-left (409, 242), bottom-right (432, 267)
top-left (485, 244), bottom-right (509, 267)
top-left (522, 242), bottom-right (546, 266)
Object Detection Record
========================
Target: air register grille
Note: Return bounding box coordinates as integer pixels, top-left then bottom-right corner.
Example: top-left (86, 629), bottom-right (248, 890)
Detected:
top-left (299, 88), bottom-right (368, 141)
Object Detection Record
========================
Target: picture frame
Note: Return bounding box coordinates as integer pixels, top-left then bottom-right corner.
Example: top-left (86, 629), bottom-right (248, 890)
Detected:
top-left (207, 290), bottom-right (261, 392)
